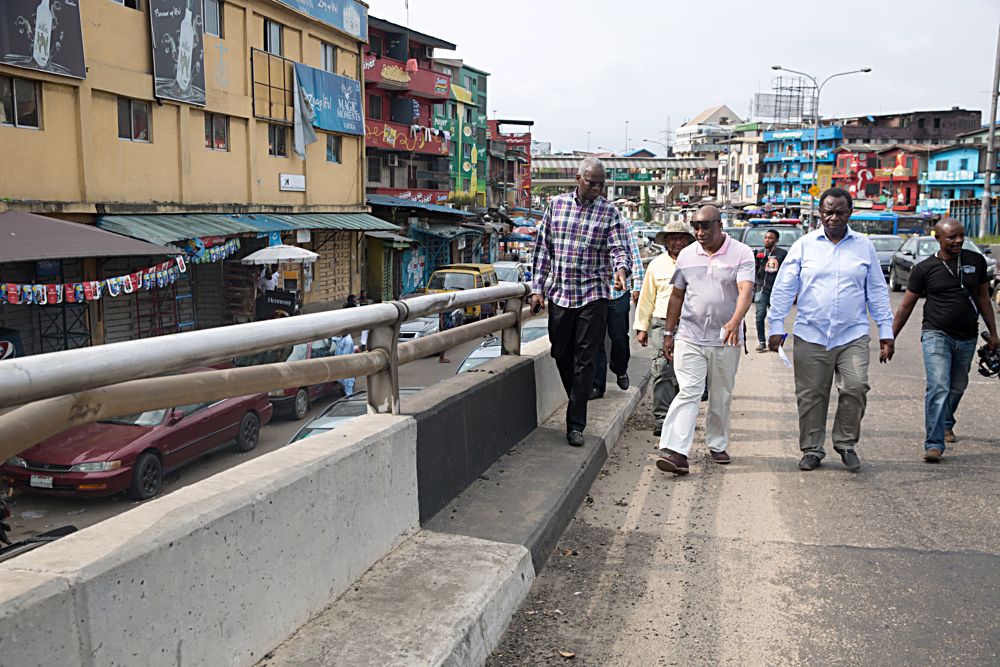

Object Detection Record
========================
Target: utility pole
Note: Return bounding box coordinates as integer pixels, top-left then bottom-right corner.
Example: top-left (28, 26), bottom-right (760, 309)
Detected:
top-left (980, 22), bottom-right (1000, 239)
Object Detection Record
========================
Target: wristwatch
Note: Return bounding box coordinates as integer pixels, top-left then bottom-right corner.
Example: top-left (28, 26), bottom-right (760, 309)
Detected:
top-left (663, 331), bottom-right (673, 337)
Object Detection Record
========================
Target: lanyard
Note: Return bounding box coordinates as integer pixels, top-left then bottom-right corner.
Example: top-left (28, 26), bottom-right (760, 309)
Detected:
top-left (937, 251), bottom-right (979, 316)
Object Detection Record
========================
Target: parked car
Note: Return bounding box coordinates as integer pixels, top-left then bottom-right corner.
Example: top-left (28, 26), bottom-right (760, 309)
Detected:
top-left (235, 338), bottom-right (345, 420)
top-left (737, 223), bottom-right (805, 250)
top-left (492, 261), bottom-right (527, 284)
top-left (455, 318), bottom-right (550, 374)
top-left (867, 234), bottom-right (904, 279)
top-left (289, 388), bottom-right (423, 444)
top-left (426, 263), bottom-right (500, 321)
top-left (889, 236), bottom-right (997, 292)
top-left (1, 370), bottom-right (273, 500)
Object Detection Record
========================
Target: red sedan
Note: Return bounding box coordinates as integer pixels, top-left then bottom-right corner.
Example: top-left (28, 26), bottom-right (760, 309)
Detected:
top-left (1, 379), bottom-right (273, 500)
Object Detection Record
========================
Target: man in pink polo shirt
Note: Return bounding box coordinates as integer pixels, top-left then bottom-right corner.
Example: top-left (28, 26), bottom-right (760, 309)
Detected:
top-left (656, 205), bottom-right (756, 475)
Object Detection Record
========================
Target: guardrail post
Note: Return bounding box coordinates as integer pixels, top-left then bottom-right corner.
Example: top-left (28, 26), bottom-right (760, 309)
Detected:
top-left (366, 301), bottom-right (406, 414)
top-left (501, 284), bottom-right (529, 356)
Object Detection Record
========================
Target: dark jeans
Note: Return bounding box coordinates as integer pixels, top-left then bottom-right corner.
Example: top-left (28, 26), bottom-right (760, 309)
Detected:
top-left (594, 292), bottom-right (632, 391)
top-left (755, 288), bottom-right (771, 344)
top-left (548, 298), bottom-right (609, 434)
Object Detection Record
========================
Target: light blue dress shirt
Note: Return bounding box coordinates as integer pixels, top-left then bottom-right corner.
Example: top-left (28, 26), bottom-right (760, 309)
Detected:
top-left (767, 226), bottom-right (894, 350)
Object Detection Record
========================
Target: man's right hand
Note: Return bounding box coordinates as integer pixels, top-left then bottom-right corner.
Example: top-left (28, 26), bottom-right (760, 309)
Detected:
top-left (636, 330), bottom-right (648, 347)
top-left (663, 335), bottom-right (675, 362)
top-left (529, 293), bottom-right (545, 313)
top-left (767, 334), bottom-right (784, 352)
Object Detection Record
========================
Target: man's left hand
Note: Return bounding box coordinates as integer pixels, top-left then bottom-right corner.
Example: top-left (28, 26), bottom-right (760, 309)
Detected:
top-left (613, 268), bottom-right (628, 292)
top-left (879, 339), bottom-right (895, 363)
top-left (632, 290), bottom-right (640, 304)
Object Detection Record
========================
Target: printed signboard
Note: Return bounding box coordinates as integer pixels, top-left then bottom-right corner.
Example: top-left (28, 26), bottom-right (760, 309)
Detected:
top-left (149, 0), bottom-right (207, 106)
top-left (0, 0), bottom-right (86, 79)
top-left (293, 63), bottom-right (363, 136)
top-left (273, 0), bottom-right (368, 41)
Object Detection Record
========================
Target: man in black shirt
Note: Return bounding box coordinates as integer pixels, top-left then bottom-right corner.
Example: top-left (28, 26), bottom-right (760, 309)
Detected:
top-left (754, 229), bottom-right (788, 352)
top-left (892, 218), bottom-right (1000, 462)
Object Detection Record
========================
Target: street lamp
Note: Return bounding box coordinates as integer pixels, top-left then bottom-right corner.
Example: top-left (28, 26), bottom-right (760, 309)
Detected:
top-left (771, 64), bottom-right (872, 224)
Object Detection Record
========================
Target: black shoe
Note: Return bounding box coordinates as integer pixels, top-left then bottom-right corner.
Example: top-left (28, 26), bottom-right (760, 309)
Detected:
top-left (701, 389), bottom-right (709, 402)
top-left (567, 431), bottom-right (585, 447)
top-left (616, 373), bottom-right (630, 390)
top-left (798, 453), bottom-right (822, 471)
top-left (653, 424), bottom-right (662, 437)
top-left (839, 449), bottom-right (861, 472)
top-left (589, 387), bottom-right (603, 400)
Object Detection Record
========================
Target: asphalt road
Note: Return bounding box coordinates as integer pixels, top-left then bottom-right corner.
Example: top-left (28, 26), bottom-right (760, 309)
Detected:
top-left (6, 335), bottom-right (490, 540)
top-left (489, 293), bottom-right (1000, 666)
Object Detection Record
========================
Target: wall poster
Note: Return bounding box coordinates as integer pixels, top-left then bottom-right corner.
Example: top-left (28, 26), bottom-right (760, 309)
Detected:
top-left (0, 0), bottom-right (87, 79)
top-left (149, 0), bottom-right (206, 105)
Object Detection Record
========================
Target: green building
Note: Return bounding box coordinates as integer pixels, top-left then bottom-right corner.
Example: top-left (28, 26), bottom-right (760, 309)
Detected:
top-left (431, 59), bottom-right (490, 207)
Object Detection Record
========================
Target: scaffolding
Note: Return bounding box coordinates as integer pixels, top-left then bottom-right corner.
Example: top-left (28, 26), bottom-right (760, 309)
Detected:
top-left (752, 76), bottom-right (818, 126)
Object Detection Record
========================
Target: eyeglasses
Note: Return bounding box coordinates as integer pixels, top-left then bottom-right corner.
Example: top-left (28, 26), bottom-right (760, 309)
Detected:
top-left (689, 221), bottom-right (720, 230)
top-left (580, 177), bottom-right (605, 188)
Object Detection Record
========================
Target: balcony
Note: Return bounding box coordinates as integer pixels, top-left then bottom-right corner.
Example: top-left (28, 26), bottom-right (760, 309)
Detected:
top-left (917, 198), bottom-right (953, 213)
top-left (873, 167), bottom-right (914, 180)
top-left (920, 170), bottom-right (979, 183)
top-left (763, 153), bottom-right (802, 163)
top-left (365, 119), bottom-right (449, 157)
top-left (363, 53), bottom-right (450, 100)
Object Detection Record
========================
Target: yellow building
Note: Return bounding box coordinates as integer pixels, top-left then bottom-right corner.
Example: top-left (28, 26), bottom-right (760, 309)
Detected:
top-left (0, 0), bottom-right (395, 353)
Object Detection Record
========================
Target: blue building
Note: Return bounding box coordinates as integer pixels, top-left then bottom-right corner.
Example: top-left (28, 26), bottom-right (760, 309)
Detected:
top-left (917, 145), bottom-right (997, 215)
top-left (762, 126), bottom-right (842, 212)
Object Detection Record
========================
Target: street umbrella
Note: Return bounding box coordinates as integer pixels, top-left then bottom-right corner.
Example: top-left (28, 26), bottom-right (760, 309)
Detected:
top-left (501, 233), bottom-right (533, 242)
top-left (240, 244), bottom-right (319, 265)
top-left (513, 226), bottom-right (536, 236)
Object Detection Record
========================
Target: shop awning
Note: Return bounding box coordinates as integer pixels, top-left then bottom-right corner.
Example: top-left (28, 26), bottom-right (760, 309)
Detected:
top-left (410, 224), bottom-right (482, 240)
top-left (97, 213), bottom-right (297, 246)
top-left (0, 211), bottom-right (176, 263)
top-left (269, 213), bottom-right (399, 231)
top-left (367, 194), bottom-right (476, 218)
top-left (365, 230), bottom-right (415, 248)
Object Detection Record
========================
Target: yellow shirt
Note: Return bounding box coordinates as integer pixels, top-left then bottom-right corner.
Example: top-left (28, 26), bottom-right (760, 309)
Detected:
top-left (634, 252), bottom-right (678, 331)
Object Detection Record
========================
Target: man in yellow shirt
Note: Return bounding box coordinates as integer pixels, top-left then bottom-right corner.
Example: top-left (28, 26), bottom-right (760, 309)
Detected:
top-left (634, 221), bottom-right (695, 435)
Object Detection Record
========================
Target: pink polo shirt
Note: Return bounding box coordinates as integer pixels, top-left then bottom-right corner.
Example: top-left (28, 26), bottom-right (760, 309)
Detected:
top-left (671, 233), bottom-right (756, 346)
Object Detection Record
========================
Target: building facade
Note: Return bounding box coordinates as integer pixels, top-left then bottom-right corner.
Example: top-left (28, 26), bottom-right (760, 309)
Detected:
top-left (918, 145), bottom-right (998, 215)
top-left (432, 59), bottom-right (489, 206)
top-left (488, 119), bottom-right (533, 209)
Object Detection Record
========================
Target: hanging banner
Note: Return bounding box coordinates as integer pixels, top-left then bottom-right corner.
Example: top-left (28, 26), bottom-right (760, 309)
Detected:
top-left (0, 0), bottom-right (87, 79)
top-left (149, 0), bottom-right (206, 105)
top-left (292, 63), bottom-right (364, 136)
top-left (272, 0), bottom-right (367, 41)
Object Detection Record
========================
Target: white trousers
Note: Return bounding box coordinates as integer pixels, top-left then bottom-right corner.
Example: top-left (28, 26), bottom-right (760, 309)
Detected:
top-left (658, 339), bottom-right (741, 456)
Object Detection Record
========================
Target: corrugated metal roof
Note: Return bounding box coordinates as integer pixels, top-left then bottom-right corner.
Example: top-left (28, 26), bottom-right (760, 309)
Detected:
top-left (1, 211), bottom-right (176, 263)
top-left (367, 194), bottom-right (475, 217)
top-left (532, 157), bottom-right (717, 170)
top-left (410, 224), bottom-right (481, 240)
top-left (366, 230), bottom-right (415, 245)
top-left (269, 213), bottom-right (399, 231)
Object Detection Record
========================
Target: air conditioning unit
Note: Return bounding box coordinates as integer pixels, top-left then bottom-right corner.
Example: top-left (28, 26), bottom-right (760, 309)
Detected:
top-left (387, 154), bottom-right (399, 167)
top-left (424, 45), bottom-right (434, 59)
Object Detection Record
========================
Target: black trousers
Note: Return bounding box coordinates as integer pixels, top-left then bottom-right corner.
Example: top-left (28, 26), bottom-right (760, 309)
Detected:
top-left (548, 298), bottom-right (609, 434)
top-left (594, 291), bottom-right (632, 390)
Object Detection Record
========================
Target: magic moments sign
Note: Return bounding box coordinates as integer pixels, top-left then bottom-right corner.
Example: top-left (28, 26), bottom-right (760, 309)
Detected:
top-left (273, 0), bottom-right (368, 41)
top-left (0, 0), bottom-right (86, 79)
top-left (294, 63), bottom-right (363, 137)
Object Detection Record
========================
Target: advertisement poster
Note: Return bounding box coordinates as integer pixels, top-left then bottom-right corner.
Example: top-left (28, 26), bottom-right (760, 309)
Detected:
top-left (149, 0), bottom-right (206, 105)
top-left (402, 248), bottom-right (426, 296)
top-left (0, 0), bottom-right (86, 79)
top-left (273, 0), bottom-right (367, 41)
top-left (293, 63), bottom-right (363, 136)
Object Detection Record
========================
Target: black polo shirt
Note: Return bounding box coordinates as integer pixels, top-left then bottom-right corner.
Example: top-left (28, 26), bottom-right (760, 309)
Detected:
top-left (906, 249), bottom-right (987, 340)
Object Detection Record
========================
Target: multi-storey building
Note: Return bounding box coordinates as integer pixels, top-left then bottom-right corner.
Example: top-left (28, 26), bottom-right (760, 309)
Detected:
top-left (0, 0), bottom-right (391, 354)
top-left (488, 119), bottom-right (533, 209)
top-left (918, 144), bottom-right (999, 215)
top-left (363, 17), bottom-right (455, 205)
top-left (432, 59), bottom-right (489, 206)
top-left (762, 127), bottom-right (841, 213)
top-left (674, 105), bottom-right (743, 163)
top-left (717, 122), bottom-right (765, 207)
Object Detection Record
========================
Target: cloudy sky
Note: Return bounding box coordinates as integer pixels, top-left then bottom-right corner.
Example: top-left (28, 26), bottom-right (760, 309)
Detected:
top-left (372, 0), bottom-right (1000, 153)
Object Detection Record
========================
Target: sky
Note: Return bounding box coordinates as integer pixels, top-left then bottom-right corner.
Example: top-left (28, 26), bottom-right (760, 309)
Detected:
top-left (371, 0), bottom-right (1000, 154)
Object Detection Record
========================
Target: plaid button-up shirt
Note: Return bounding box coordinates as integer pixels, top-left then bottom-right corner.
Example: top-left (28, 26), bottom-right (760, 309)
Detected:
top-left (609, 218), bottom-right (645, 300)
top-left (531, 192), bottom-right (632, 309)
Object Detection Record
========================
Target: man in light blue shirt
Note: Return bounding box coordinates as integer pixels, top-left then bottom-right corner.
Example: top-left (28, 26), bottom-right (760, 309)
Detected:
top-left (767, 188), bottom-right (894, 472)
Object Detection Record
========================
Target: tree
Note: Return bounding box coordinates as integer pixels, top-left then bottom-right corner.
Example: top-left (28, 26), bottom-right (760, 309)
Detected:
top-left (641, 186), bottom-right (652, 223)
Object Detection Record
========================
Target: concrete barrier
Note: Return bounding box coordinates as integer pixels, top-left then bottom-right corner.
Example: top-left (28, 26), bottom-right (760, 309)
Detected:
top-left (522, 335), bottom-right (564, 425)
top-left (0, 415), bottom-right (417, 667)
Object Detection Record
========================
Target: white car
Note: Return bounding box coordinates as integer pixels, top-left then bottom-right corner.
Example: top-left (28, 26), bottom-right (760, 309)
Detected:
top-left (455, 318), bottom-right (550, 374)
top-left (492, 261), bottom-right (527, 284)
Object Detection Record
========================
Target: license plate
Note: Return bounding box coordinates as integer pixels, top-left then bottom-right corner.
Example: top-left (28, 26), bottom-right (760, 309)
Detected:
top-left (29, 475), bottom-right (53, 489)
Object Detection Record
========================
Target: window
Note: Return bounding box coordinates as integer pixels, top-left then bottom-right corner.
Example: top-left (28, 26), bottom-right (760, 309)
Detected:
top-left (321, 43), bottom-right (336, 73)
top-left (959, 158), bottom-right (969, 170)
top-left (367, 155), bottom-right (381, 181)
top-left (464, 106), bottom-right (473, 124)
top-left (369, 34), bottom-right (383, 58)
top-left (204, 0), bottom-right (223, 37)
top-left (111, 0), bottom-right (141, 9)
top-left (267, 123), bottom-right (287, 156)
top-left (0, 76), bottom-right (40, 129)
top-left (264, 19), bottom-right (283, 56)
top-left (326, 135), bottom-right (341, 163)
top-left (935, 159), bottom-right (949, 171)
top-left (204, 112), bottom-right (228, 151)
top-left (933, 117), bottom-right (941, 129)
top-left (464, 75), bottom-right (474, 90)
top-left (367, 94), bottom-right (382, 120)
top-left (918, 118), bottom-right (925, 129)
top-left (117, 97), bottom-right (150, 142)
top-left (463, 143), bottom-right (472, 159)
top-left (432, 103), bottom-right (445, 117)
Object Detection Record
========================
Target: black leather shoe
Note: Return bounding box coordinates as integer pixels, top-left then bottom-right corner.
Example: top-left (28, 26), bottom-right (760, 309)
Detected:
top-left (701, 388), bottom-right (709, 402)
top-left (839, 449), bottom-right (861, 472)
top-left (653, 424), bottom-right (662, 436)
top-left (616, 373), bottom-right (630, 390)
top-left (798, 453), bottom-right (822, 471)
top-left (567, 431), bottom-right (585, 447)
top-left (589, 387), bottom-right (603, 400)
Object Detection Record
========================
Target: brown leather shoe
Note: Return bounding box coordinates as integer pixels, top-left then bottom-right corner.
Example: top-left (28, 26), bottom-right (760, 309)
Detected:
top-left (944, 430), bottom-right (957, 443)
top-left (924, 447), bottom-right (943, 462)
top-left (656, 450), bottom-right (689, 475)
top-left (709, 450), bottom-right (731, 464)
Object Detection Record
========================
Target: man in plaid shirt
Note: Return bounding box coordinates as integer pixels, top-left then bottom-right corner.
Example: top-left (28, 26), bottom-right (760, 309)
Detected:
top-left (592, 218), bottom-right (645, 399)
top-left (530, 157), bottom-right (632, 447)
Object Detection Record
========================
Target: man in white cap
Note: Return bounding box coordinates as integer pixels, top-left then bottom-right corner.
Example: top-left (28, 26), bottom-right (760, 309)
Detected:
top-left (634, 221), bottom-right (695, 434)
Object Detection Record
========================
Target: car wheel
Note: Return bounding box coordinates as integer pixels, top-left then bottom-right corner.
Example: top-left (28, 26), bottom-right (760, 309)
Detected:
top-left (234, 412), bottom-right (261, 452)
top-left (889, 267), bottom-right (902, 292)
top-left (127, 452), bottom-right (162, 500)
top-left (292, 388), bottom-right (309, 420)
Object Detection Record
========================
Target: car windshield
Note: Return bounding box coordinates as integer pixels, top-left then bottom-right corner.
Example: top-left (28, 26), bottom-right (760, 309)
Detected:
top-left (963, 239), bottom-right (985, 255)
top-left (427, 272), bottom-right (475, 290)
top-left (290, 428), bottom-right (325, 443)
top-left (99, 409), bottom-right (168, 427)
top-left (743, 227), bottom-right (802, 248)
top-left (870, 237), bottom-right (903, 252)
top-left (494, 267), bottom-right (519, 282)
top-left (523, 326), bottom-right (549, 343)
top-left (458, 355), bottom-right (495, 373)
top-left (917, 240), bottom-right (939, 256)
top-left (286, 343), bottom-right (309, 362)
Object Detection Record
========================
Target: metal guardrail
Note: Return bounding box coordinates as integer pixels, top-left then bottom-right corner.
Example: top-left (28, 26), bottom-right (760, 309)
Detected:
top-left (0, 284), bottom-right (532, 461)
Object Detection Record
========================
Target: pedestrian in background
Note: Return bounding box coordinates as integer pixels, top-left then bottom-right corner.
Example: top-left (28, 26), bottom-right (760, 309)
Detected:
top-left (530, 157), bottom-right (632, 448)
top-left (634, 221), bottom-right (695, 434)
top-left (592, 216), bottom-right (645, 399)
top-left (768, 187), bottom-right (894, 473)
top-left (754, 229), bottom-right (787, 352)
top-left (333, 333), bottom-right (357, 396)
top-left (892, 218), bottom-right (999, 461)
top-left (656, 206), bottom-right (755, 475)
